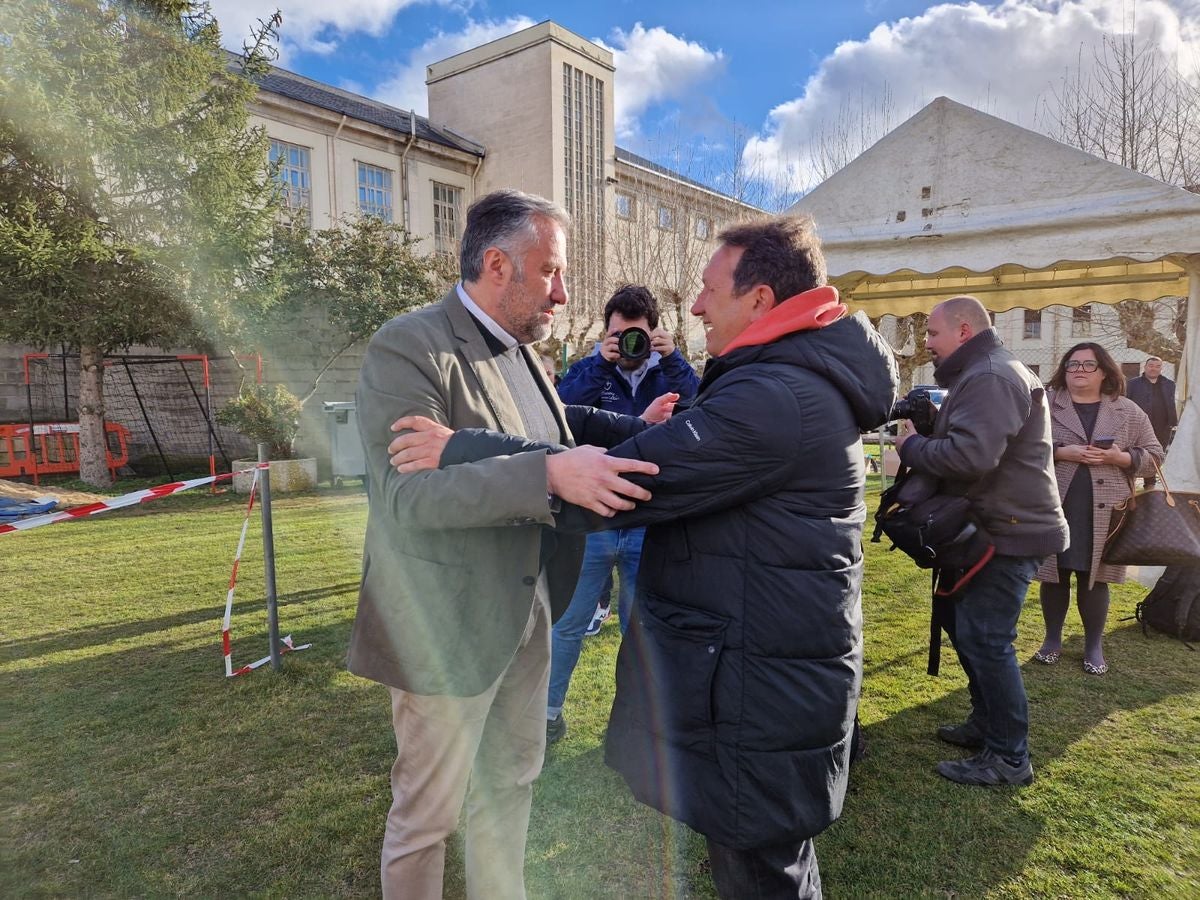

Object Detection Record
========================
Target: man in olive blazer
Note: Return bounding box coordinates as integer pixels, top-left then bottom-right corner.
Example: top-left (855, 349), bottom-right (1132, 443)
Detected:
top-left (351, 282), bottom-right (581, 697)
top-left (350, 190), bottom-right (656, 900)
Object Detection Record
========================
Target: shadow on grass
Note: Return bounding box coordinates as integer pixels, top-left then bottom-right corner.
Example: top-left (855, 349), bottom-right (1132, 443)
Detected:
top-left (522, 743), bottom-right (715, 900)
top-left (3, 615), bottom-right (392, 898)
top-left (0, 581), bottom-right (361, 662)
top-left (7, 600), bottom-right (1192, 898)
top-left (821, 620), bottom-right (1197, 896)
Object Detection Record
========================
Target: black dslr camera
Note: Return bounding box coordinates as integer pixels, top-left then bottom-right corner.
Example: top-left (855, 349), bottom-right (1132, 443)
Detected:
top-left (615, 327), bottom-right (651, 362)
top-left (889, 388), bottom-right (938, 436)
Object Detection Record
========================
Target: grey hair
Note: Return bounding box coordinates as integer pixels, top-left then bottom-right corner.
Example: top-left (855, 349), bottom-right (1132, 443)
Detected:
top-left (460, 190), bottom-right (570, 282)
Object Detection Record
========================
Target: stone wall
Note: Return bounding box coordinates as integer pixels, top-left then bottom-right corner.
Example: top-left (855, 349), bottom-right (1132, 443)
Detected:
top-left (0, 310), bottom-right (371, 481)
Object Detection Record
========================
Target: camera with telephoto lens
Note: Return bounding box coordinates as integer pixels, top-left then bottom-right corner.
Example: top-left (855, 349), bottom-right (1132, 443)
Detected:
top-left (615, 327), bottom-right (651, 362)
top-left (889, 388), bottom-right (938, 436)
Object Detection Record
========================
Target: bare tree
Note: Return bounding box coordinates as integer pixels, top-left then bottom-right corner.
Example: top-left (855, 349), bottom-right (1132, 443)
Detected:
top-left (561, 133), bottom-right (767, 364)
top-left (1035, 26), bottom-right (1198, 362)
top-left (1038, 30), bottom-right (1200, 188)
top-left (804, 84), bottom-right (900, 189)
top-left (872, 313), bottom-right (932, 393)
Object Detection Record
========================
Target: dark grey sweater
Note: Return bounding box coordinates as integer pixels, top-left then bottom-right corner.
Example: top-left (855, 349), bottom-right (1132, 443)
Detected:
top-left (899, 329), bottom-right (1068, 558)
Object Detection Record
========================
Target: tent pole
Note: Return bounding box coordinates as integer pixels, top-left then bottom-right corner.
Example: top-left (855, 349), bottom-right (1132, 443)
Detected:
top-left (1138, 259), bottom-right (1200, 592)
top-left (1161, 258), bottom-right (1198, 493)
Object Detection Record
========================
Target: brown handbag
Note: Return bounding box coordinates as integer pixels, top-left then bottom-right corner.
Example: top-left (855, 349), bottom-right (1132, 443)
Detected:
top-left (1102, 457), bottom-right (1200, 566)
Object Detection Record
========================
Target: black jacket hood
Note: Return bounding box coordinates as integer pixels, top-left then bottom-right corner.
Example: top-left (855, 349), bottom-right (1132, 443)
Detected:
top-left (704, 311), bottom-right (898, 432)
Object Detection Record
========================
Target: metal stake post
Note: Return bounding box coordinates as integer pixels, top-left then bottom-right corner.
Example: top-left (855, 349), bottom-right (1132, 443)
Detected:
top-left (257, 443), bottom-right (282, 672)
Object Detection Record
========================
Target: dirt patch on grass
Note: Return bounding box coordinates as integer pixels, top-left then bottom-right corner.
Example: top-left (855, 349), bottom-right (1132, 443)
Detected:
top-left (0, 478), bottom-right (107, 507)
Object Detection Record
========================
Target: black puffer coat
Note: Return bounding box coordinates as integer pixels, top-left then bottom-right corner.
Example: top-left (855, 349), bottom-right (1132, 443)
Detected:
top-left (583, 311), bottom-right (896, 848)
top-left (442, 309), bottom-right (897, 849)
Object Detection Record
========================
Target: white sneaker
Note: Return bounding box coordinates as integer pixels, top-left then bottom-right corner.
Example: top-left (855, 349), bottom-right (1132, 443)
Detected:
top-left (584, 604), bottom-right (611, 637)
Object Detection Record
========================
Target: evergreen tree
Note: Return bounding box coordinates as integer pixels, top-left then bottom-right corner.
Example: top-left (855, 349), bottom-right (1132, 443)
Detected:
top-left (0, 0), bottom-right (281, 485)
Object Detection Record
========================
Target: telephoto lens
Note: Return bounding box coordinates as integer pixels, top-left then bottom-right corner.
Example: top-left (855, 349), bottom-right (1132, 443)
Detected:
top-left (616, 327), bottom-right (651, 362)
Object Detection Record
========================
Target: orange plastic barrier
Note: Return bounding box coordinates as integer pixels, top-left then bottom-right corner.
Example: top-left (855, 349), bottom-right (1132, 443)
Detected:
top-left (0, 422), bottom-right (130, 482)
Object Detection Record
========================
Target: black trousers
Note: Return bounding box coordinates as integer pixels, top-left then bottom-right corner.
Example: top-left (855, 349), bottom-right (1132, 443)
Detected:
top-left (706, 837), bottom-right (822, 899)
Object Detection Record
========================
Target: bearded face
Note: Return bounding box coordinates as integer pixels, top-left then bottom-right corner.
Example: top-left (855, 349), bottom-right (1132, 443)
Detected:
top-left (493, 217), bottom-right (568, 344)
top-left (497, 274), bottom-right (555, 344)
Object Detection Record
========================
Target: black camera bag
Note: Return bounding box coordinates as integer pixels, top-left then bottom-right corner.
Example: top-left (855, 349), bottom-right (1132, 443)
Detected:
top-left (873, 466), bottom-right (998, 675)
top-left (873, 470), bottom-right (993, 575)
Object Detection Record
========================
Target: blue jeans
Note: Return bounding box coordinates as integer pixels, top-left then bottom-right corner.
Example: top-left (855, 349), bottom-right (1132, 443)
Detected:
top-left (547, 527), bottom-right (644, 715)
top-left (946, 554), bottom-right (1039, 762)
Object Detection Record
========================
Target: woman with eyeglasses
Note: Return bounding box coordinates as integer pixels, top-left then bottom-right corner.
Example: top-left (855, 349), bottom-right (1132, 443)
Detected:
top-left (1033, 343), bottom-right (1162, 675)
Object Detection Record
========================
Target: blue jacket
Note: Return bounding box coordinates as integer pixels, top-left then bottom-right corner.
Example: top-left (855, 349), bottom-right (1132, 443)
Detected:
top-left (557, 348), bottom-right (700, 416)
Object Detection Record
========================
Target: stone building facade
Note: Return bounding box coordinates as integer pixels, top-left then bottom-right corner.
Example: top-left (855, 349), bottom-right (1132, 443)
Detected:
top-left (0, 21), bottom-right (753, 469)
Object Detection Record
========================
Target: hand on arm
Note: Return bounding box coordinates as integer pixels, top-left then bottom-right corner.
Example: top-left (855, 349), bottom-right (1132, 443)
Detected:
top-left (388, 416), bottom-right (454, 473)
top-left (546, 445), bottom-right (658, 517)
top-left (640, 392), bottom-right (679, 424)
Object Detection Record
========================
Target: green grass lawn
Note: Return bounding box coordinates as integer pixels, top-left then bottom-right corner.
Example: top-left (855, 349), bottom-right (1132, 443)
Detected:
top-left (2, 480), bottom-right (1197, 898)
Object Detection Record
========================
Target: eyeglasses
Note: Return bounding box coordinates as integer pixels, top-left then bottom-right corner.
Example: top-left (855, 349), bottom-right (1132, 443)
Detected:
top-left (1065, 360), bottom-right (1099, 372)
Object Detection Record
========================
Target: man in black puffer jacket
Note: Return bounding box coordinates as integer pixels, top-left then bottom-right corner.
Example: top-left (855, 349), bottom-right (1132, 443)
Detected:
top-left (388, 217), bottom-right (898, 898)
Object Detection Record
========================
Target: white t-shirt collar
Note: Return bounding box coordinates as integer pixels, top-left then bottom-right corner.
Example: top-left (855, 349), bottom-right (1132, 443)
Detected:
top-left (458, 282), bottom-right (518, 350)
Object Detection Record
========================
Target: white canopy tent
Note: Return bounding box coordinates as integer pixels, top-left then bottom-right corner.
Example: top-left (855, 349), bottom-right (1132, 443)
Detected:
top-left (790, 97), bottom-right (1200, 503)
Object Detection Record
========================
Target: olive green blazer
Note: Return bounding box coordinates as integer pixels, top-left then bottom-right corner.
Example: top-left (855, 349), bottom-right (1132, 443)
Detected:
top-left (349, 288), bottom-right (583, 696)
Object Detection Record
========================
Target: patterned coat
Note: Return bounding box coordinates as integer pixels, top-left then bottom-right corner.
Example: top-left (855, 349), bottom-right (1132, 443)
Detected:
top-left (1036, 391), bottom-right (1163, 588)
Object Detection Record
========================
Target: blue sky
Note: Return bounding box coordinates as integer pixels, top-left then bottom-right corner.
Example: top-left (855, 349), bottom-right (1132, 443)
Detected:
top-left (211, 1), bottom-right (1199, 196)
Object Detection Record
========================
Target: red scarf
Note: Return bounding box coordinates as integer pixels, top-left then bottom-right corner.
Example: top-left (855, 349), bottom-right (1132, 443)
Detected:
top-left (719, 285), bottom-right (847, 356)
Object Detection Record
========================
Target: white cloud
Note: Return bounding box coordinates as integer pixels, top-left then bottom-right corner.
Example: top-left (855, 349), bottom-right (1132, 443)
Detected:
top-left (370, 18), bottom-right (725, 130)
top-left (598, 24), bottom-right (726, 139)
top-left (210, 0), bottom-right (431, 60)
top-left (742, 0), bottom-right (1200, 191)
top-left (371, 17), bottom-right (537, 114)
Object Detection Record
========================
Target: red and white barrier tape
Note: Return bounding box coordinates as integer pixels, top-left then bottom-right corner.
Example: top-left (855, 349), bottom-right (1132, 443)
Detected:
top-left (0, 467), bottom-right (270, 535)
top-left (228, 634), bottom-right (313, 677)
top-left (220, 466), bottom-right (311, 677)
top-left (223, 467), bottom-right (259, 677)
top-left (1, 464), bottom-right (312, 674)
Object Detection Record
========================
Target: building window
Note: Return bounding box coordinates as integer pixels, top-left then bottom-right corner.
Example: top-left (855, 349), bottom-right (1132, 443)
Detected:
top-left (615, 193), bottom-right (634, 219)
top-left (694, 217), bottom-right (712, 240)
top-left (1023, 309), bottom-right (1042, 340)
top-left (657, 205), bottom-right (675, 231)
top-left (1121, 362), bottom-right (1141, 379)
top-left (562, 63), bottom-right (606, 302)
top-left (357, 162), bottom-right (393, 221)
top-left (1072, 304), bottom-right (1092, 337)
top-left (433, 182), bottom-right (462, 254)
top-left (269, 140), bottom-right (311, 222)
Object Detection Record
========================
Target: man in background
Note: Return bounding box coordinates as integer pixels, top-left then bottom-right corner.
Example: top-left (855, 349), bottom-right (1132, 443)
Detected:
top-left (895, 295), bottom-right (1067, 787)
top-left (1126, 355), bottom-right (1177, 487)
top-left (546, 285), bottom-right (700, 742)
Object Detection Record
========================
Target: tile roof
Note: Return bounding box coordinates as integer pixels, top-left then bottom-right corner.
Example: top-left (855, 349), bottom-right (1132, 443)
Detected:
top-left (241, 56), bottom-right (486, 157)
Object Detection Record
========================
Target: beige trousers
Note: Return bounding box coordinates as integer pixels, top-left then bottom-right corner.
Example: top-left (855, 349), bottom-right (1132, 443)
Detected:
top-left (381, 585), bottom-right (551, 900)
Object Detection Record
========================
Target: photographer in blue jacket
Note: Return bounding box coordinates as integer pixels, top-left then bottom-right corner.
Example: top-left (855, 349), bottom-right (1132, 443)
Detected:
top-left (546, 285), bottom-right (700, 742)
